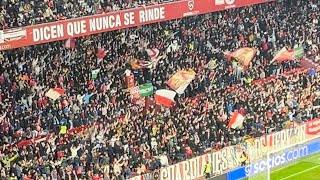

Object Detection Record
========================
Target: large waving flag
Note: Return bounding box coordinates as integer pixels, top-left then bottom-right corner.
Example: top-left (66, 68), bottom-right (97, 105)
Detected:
top-left (229, 48), bottom-right (257, 66)
top-left (167, 69), bottom-right (196, 94)
top-left (155, 89), bottom-right (176, 107)
top-left (131, 59), bottom-right (152, 70)
top-left (271, 47), bottom-right (294, 63)
top-left (45, 88), bottom-right (65, 100)
top-left (228, 112), bottom-right (245, 129)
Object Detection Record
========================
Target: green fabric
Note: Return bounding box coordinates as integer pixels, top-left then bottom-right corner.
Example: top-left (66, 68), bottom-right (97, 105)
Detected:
top-left (138, 83), bottom-right (153, 97)
top-left (294, 47), bottom-right (305, 59)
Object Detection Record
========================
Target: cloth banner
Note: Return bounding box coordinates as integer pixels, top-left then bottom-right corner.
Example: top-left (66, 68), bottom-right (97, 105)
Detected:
top-left (131, 59), bottom-right (152, 70)
top-left (155, 89), bottom-right (176, 107)
top-left (228, 47), bottom-right (257, 66)
top-left (139, 83), bottom-right (154, 97)
top-left (167, 69), bottom-right (196, 94)
top-left (228, 112), bottom-right (245, 129)
top-left (45, 88), bottom-right (65, 100)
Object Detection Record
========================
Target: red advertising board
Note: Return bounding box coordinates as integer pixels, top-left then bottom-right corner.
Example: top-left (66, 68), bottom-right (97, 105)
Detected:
top-left (306, 118), bottom-right (320, 135)
top-left (0, 0), bottom-right (274, 51)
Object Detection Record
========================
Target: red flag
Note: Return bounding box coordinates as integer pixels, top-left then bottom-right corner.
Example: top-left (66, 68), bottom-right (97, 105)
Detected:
top-left (97, 48), bottom-right (107, 60)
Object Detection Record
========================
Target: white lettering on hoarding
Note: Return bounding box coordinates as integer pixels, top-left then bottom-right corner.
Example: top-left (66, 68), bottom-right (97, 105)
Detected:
top-left (215, 0), bottom-right (235, 5)
top-left (33, 8), bottom-right (165, 43)
top-left (66, 20), bottom-right (87, 36)
top-left (124, 12), bottom-right (135, 25)
top-left (32, 24), bottom-right (64, 42)
top-left (244, 146), bottom-right (308, 176)
top-left (215, 0), bottom-right (236, 9)
top-left (271, 125), bottom-right (306, 148)
top-left (159, 153), bottom-right (212, 180)
top-left (307, 118), bottom-right (320, 134)
top-left (89, 15), bottom-right (122, 31)
top-left (247, 125), bottom-right (306, 161)
top-left (139, 7), bottom-right (165, 23)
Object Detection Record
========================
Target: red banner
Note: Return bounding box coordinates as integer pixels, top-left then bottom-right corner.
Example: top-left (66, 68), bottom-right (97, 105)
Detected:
top-left (0, 0), bottom-right (274, 51)
top-left (306, 118), bottom-right (320, 135)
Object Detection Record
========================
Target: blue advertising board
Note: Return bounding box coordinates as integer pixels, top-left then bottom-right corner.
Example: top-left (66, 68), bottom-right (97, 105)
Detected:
top-left (227, 140), bottom-right (320, 180)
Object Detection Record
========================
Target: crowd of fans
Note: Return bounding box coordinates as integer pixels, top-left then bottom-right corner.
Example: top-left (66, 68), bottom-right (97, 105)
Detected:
top-left (0, 0), bottom-right (319, 179)
top-left (0, 0), bottom-right (177, 29)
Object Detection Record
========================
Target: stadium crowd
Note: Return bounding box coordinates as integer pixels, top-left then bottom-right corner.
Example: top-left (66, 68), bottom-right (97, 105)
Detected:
top-left (0, 0), bottom-right (319, 179)
top-left (0, 0), bottom-right (177, 29)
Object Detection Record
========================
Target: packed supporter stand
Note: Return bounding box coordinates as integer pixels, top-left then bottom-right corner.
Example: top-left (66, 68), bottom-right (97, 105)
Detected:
top-left (0, 0), bottom-right (319, 179)
top-left (0, 0), bottom-right (178, 29)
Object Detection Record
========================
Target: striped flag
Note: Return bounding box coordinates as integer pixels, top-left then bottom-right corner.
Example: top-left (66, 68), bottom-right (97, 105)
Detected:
top-left (271, 47), bottom-right (294, 63)
top-left (293, 47), bottom-right (305, 59)
top-left (45, 88), bottom-right (65, 100)
top-left (91, 69), bottom-right (100, 79)
top-left (65, 38), bottom-right (75, 49)
top-left (138, 83), bottom-right (153, 97)
top-left (155, 89), bottom-right (176, 107)
top-left (228, 112), bottom-right (245, 129)
top-left (146, 48), bottom-right (160, 60)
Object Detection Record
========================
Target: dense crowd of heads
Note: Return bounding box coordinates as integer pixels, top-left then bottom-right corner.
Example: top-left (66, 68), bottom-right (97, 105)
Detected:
top-left (0, 0), bottom-right (319, 179)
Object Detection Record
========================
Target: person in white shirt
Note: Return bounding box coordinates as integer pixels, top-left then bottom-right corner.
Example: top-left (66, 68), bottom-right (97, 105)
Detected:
top-left (159, 152), bottom-right (169, 167)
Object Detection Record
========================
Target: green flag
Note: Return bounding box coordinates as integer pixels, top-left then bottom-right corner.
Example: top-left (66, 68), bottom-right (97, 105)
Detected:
top-left (91, 69), bottom-right (100, 79)
top-left (294, 47), bottom-right (305, 59)
top-left (139, 83), bottom-right (153, 97)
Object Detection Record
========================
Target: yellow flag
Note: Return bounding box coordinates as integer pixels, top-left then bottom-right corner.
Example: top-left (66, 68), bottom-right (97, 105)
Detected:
top-left (60, 125), bottom-right (67, 135)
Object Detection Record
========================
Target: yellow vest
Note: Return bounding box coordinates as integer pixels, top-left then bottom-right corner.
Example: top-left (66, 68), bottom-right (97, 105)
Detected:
top-left (204, 163), bottom-right (211, 173)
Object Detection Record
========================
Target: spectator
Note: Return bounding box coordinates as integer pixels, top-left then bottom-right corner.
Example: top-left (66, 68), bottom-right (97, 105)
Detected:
top-left (0, 0), bottom-right (318, 179)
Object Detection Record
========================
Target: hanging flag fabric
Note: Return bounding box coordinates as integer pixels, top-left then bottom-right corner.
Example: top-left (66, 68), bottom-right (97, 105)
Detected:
top-left (65, 38), bottom-right (75, 49)
top-left (155, 89), bottom-right (176, 107)
top-left (146, 48), bottom-right (160, 60)
top-left (45, 88), bottom-right (65, 100)
top-left (97, 48), bottom-right (107, 60)
top-left (139, 83), bottom-right (154, 97)
top-left (271, 47), bottom-right (294, 63)
top-left (228, 48), bottom-right (257, 66)
top-left (293, 47), bottom-right (305, 59)
top-left (167, 69), bottom-right (196, 94)
top-left (228, 112), bottom-right (245, 129)
top-left (91, 69), bottom-right (100, 79)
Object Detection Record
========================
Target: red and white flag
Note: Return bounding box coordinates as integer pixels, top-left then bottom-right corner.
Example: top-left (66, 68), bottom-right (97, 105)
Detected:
top-left (45, 88), bottom-right (66, 100)
top-left (65, 38), bottom-right (75, 49)
top-left (228, 112), bottom-right (245, 129)
top-left (155, 89), bottom-right (176, 107)
top-left (146, 48), bottom-right (160, 60)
